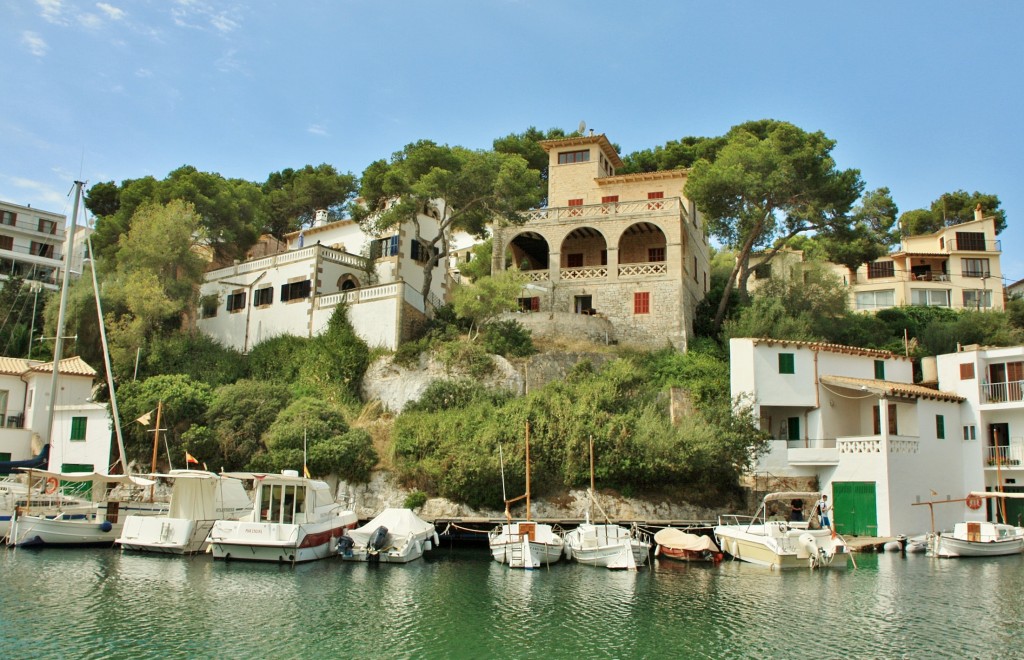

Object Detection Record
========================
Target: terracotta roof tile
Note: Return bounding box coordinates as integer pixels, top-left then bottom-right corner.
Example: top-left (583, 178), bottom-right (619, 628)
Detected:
top-left (748, 338), bottom-right (907, 360)
top-left (820, 375), bottom-right (964, 402)
top-left (28, 356), bottom-right (97, 378)
top-left (0, 357), bottom-right (32, 376)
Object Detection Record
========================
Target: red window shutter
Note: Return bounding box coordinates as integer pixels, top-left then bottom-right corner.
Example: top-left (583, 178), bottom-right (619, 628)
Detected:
top-left (634, 292), bottom-right (650, 314)
top-left (647, 192), bottom-right (664, 199)
top-left (601, 195), bottom-right (618, 203)
top-left (531, 297), bottom-right (540, 311)
top-left (960, 363), bottom-right (975, 380)
top-left (568, 199), bottom-right (583, 206)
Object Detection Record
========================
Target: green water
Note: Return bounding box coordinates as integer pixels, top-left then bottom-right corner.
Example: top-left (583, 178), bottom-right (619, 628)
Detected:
top-left (1, 545), bottom-right (1021, 659)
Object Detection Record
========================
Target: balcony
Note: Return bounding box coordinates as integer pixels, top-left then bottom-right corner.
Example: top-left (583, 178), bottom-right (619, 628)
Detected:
top-left (952, 238), bottom-right (1001, 252)
top-left (785, 438), bottom-right (839, 466)
top-left (522, 197), bottom-right (685, 224)
top-left (837, 434), bottom-right (919, 454)
top-left (0, 216), bottom-right (66, 241)
top-left (986, 443), bottom-right (1024, 467)
top-left (981, 380), bottom-right (1024, 404)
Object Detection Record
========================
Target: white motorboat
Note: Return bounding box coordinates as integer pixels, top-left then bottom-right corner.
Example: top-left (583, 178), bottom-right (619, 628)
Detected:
top-left (929, 521), bottom-right (1024, 557)
top-left (337, 507), bottom-right (439, 563)
top-left (8, 471), bottom-right (166, 547)
top-left (714, 491), bottom-right (849, 569)
top-left (117, 470), bottom-right (252, 554)
top-left (209, 470), bottom-right (357, 564)
top-left (563, 518), bottom-right (651, 569)
top-left (489, 521), bottom-right (564, 568)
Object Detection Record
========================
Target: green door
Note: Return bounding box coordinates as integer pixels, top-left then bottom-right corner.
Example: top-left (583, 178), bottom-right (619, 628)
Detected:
top-left (1000, 486), bottom-right (1024, 526)
top-left (833, 481), bottom-right (878, 536)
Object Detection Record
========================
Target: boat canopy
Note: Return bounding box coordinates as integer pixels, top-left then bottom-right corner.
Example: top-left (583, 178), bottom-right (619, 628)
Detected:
top-left (221, 471), bottom-right (327, 488)
top-left (19, 468), bottom-right (154, 487)
top-left (761, 491), bottom-right (820, 503)
top-left (347, 508), bottom-right (436, 546)
top-left (149, 470), bottom-right (223, 480)
top-left (654, 528), bottom-right (720, 553)
top-left (970, 491), bottom-right (1024, 499)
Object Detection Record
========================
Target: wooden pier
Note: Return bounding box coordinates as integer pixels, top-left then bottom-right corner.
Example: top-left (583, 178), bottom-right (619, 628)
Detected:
top-left (431, 517), bottom-right (717, 544)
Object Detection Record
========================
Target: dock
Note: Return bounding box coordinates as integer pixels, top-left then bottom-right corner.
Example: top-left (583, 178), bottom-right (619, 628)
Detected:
top-left (844, 536), bottom-right (904, 553)
top-left (432, 517), bottom-right (717, 544)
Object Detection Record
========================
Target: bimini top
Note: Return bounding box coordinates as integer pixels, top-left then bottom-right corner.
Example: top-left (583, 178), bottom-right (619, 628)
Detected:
top-left (20, 468), bottom-right (154, 487)
top-left (762, 491), bottom-right (821, 504)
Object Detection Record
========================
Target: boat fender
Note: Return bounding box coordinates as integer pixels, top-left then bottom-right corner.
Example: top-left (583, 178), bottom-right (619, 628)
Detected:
top-left (99, 521), bottom-right (113, 533)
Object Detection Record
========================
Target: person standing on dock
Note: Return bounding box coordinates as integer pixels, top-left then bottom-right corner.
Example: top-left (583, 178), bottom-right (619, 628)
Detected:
top-left (816, 494), bottom-right (832, 531)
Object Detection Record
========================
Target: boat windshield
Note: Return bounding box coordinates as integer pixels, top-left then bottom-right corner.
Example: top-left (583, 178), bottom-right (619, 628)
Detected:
top-left (258, 484), bottom-right (306, 524)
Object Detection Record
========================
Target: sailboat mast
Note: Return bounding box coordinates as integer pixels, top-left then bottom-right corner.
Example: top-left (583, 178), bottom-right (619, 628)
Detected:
top-left (85, 231), bottom-right (130, 476)
top-left (150, 401), bottom-right (162, 474)
top-left (525, 420), bottom-right (531, 521)
top-left (42, 181), bottom-right (82, 450)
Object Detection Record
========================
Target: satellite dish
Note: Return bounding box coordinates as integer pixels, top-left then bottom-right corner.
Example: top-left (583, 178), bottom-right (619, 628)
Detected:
top-left (578, 120), bottom-right (586, 134)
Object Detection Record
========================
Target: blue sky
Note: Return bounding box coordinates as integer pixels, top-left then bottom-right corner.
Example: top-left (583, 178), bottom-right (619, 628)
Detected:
top-left (2, 1), bottom-right (1022, 285)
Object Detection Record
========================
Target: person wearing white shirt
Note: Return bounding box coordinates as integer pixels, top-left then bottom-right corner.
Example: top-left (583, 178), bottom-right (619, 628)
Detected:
top-left (816, 494), bottom-right (832, 530)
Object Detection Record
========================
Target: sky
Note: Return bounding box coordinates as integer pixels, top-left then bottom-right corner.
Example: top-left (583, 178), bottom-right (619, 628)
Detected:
top-left (2, 0), bottom-right (1022, 285)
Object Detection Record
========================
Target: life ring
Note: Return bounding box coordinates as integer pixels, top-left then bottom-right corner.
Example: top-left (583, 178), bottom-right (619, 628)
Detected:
top-left (44, 477), bottom-right (58, 495)
top-left (966, 495), bottom-right (983, 510)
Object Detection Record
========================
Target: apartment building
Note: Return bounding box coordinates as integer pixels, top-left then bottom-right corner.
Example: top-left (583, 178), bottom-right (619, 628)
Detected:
top-left (0, 199), bottom-right (87, 291)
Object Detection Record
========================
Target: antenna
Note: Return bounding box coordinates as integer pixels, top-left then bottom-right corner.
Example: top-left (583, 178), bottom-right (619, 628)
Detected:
top-left (578, 120), bottom-right (586, 135)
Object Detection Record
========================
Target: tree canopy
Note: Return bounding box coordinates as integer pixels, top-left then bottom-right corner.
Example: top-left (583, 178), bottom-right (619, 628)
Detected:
top-left (899, 190), bottom-right (1006, 236)
top-left (261, 163), bottom-right (358, 239)
top-left (685, 119), bottom-right (863, 331)
top-left (620, 135), bottom-right (727, 173)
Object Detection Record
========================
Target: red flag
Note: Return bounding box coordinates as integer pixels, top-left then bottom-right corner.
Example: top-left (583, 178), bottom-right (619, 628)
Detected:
top-left (185, 451), bottom-right (199, 465)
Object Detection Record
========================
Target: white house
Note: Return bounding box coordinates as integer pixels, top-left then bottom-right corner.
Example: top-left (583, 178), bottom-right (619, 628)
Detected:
top-left (731, 338), bottom-right (969, 537)
top-left (936, 344), bottom-right (1024, 525)
top-left (0, 356), bottom-right (112, 473)
top-left (196, 210), bottom-right (452, 351)
top-left (0, 198), bottom-right (90, 293)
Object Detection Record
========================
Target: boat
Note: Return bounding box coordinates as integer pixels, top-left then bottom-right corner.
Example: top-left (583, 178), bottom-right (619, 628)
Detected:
top-left (337, 507), bottom-right (439, 563)
top-left (8, 470), bottom-right (163, 547)
top-left (929, 521), bottom-right (1024, 557)
top-left (714, 491), bottom-right (849, 569)
top-left (209, 470), bottom-right (357, 564)
top-left (654, 528), bottom-right (723, 563)
top-left (561, 437), bottom-right (651, 569)
top-left (116, 470), bottom-right (252, 554)
top-left (0, 472), bottom-right (91, 541)
top-left (488, 423), bottom-right (564, 569)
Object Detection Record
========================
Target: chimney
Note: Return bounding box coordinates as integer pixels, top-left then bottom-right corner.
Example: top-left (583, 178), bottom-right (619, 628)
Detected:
top-left (314, 209), bottom-right (328, 227)
top-left (589, 129), bottom-right (595, 137)
top-left (974, 203), bottom-right (983, 222)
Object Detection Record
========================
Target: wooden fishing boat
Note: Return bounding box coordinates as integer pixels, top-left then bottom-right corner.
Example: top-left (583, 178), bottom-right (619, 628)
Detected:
top-left (654, 528), bottom-right (723, 563)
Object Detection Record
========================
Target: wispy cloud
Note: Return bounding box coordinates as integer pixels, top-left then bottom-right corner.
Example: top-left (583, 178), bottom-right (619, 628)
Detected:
top-left (308, 124), bottom-right (329, 137)
top-left (22, 31), bottom-right (49, 57)
top-left (96, 2), bottom-right (125, 20)
top-left (172, 0), bottom-right (242, 34)
top-left (3, 176), bottom-right (68, 209)
top-left (135, 68), bottom-right (153, 78)
top-left (36, 0), bottom-right (68, 25)
top-left (215, 48), bottom-right (243, 73)
top-left (78, 12), bottom-right (103, 29)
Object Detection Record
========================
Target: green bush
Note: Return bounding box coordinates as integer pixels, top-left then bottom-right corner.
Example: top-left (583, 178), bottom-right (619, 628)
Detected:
top-left (309, 429), bottom-right (378, 483)
top-left (142, 331), bottom-right (248, 387)
top-left (483, 319), bottom-right (535, 357)
top-left (403, 490), bottom-right (428, 509)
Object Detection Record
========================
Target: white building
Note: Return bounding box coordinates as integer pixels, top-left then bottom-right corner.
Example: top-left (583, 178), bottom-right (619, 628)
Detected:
top-left (936, 344), bottom-right (1024, 525)
top-left (0, 199), bottom-right (89, 292)
top-left (0, 356), bottom-right (112, 473)
top-left (196, 210), bottom-right (451, 351)
top-left (731, 338), bottom-right (969, 537)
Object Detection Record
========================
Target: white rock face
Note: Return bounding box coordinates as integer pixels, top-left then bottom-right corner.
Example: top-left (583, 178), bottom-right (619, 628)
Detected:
top-left (361, 353), bottom-right (523, 413)
top-left (336, 471), bottom-right (722, 522)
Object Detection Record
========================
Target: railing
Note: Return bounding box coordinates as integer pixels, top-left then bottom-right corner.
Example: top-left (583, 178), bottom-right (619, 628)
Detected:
top-left (560, 266), bottom-right (607, 280)
top-left (618, 262), bottom-right (667, 277)
top-left (521, 197), bottom-right (685, 224)
top-left (910, 272), bottom-right (950, 282)
top-left (319, 282), bottom-right (400, 309)
top-left (952, 238), bottom-right (1001, 252)
top-left (986, 445), bottom-right (1024, 467)
top-left (785, 438), bottom-right (837, 449)
top-left (982, 380), bottom-right (1024, 404)
top-left (0, 242), bottom-right (64, 261)
top-left (526, 271), bottom-right (549, 282)
top-left (0, 216), bottom-right (66, 240)
top-left (0, 412), bottom-right (25, 429)
top-left (837, 435), bottom-right (919, 454)
top-left (206, 245), bottom-right (370, 279)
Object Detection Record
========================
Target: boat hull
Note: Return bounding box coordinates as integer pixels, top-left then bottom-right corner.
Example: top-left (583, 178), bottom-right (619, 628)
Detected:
top-left (656, 546), bottom-right (723, 563)
top-left (489, 523), bottom-right (563, 568)
top-left (9, 502), bottom-right (168, 547)
top-left (117, 517), bottom-right (216, 554)
top-left (564, 524), bottom-right (650, 568)
top-left (933, 535), bottom-right (1024, 557)
top-left (210, 518), bottom-right (356, 564)
top-left (715, 522), bottom-right (846, 569)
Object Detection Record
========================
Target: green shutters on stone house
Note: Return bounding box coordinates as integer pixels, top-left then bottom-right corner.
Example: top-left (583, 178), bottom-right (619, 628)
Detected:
top-left (779, 353), bottom-right (795, 374)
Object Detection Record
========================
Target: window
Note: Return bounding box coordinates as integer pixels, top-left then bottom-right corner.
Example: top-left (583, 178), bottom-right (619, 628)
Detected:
top-left (568, 198), bottom-right (583, 206)
top-left (936, 415), bottom-right (945, 440)
top-left (872, 404), bottom-right (898, 435)
top-left (867, 261), bottom-right (895, 279)
top-left (648, 247), bottom-right (665, 262)
top-left (517, 297), bottom-right (540, 312)
top-left (693, 257), bottom-right (698, 281)
top-left (38, 218), bottom-right (56, 234)
top-left (963, 425), bottom-right (977, 441)
top-left (753, 263), bottom-right (772, 279)
top-left (634, 291), bottom-right (650, 314)
top-left (646, 191), bottom-right (664, 210)
top-left (961, 258), bottom-right (990, 278)
top-left (601, 195), bottom-right (619, 204)
top-left (960, 363), bottom-right (975, 380)
top-left (200, 296), bottom-right (218, 318)
top-left (0, 211), bottom-right (15, 226)
top-left (280, 279), bottom-right (312, 302)
top-left (567, 253), bottom-right (583, 268)
top-left (558, 150), bottom-right (590, 164)
top-left (226, 291), bottom-right (246, 312)
top-left (568, 198), bottom-right (583, 217)
top-left (963, 289), bottom-right (992, 308)
top-left (30, 241), bottom-right (55, 258)
top-left (911, 289), bottom-right (951, 307)
top-left (371, 235), bottom-right (399, 259)
top-left (855, 290), bottom-right (895, 310)
top-left (778, 353), bottom-right (795, 374)
top-left (956, 231), bottom-right (986, 251)
top-left (874, 360), bottom-right (885, 380)
top-left (0, 236), bottom-right (12, 251)
top-left (786, 417), bottom-right (801, 441)
top-left (70, 416), bottom-right (87, 441)
top-left (0, 453), bottom-right (9, 462)
top-left (254, 287), bottom-right (273, 306)
top-left (410, 240), bottom-right (437, 263)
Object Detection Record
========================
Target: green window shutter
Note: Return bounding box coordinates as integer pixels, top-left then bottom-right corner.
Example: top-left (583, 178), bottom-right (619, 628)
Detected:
top-left (779, 353), bottom-right (795, 374)
top-left (874, 360), bottom-right (885, 380)
top-left (70, 416), bottom-right (87, 441)
top-left (936, 415), bottom-right (945, 439)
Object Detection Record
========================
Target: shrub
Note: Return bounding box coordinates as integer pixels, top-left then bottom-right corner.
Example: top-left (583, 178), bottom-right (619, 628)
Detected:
top-left (483, 319), bottom-right (535, 357)
top-left (403, 490), bottom-right (427, 509)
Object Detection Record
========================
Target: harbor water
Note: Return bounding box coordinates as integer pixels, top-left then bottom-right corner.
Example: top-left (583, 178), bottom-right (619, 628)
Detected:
top-left (2, 544), bottom-right (1022, 659)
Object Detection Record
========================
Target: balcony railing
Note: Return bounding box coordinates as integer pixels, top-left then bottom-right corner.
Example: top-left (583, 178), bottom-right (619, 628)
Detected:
top-left (0, 216), bottom-right (66, 240)
top-left (986, 444), bottom-right (1024, 467)
top-left (785, 438), bottom-right (837, 449)
top-left (837, 435), bottom-right (919, 454)
top-left (618, 262), bottom-right (667, 277)
top-left (522, 197), bottom-right (684, 224)
top-left (560, 266), bottom-right (608, 280)
top-left (952, 238), bottom-right (1001, 252)
top-left (982, 380), bottom-right (1024, 404)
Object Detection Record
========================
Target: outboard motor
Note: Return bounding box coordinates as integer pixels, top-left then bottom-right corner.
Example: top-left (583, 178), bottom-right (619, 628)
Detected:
top-left (369, 526), bottom-right (389, 552)
top-left (337, 534), bottom-right (354, 557)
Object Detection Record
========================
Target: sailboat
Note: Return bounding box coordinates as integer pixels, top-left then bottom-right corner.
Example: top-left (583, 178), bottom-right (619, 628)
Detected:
top-left (915, 492), bottom-right (1024, 558)
top-left (562, 437), bottom-right (651, 569)
top-left (8, 182), bottom-right (167, 547)
top-left (488, 421), bottom-right (564, 569)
